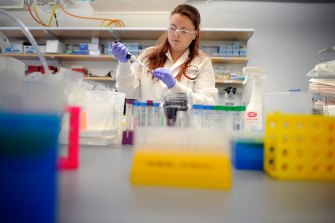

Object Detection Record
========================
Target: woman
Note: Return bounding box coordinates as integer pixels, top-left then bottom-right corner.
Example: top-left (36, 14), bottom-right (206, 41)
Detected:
top-left (112, 4), bottom-right (218, 105)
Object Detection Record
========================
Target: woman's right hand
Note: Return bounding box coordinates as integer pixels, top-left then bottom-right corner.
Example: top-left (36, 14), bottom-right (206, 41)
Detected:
top-left (112, 42), bottom-right (129, 63)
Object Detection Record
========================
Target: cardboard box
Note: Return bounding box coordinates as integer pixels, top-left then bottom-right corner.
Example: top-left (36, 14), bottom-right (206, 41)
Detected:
top-left (46, 40), bottom-right (65, 54)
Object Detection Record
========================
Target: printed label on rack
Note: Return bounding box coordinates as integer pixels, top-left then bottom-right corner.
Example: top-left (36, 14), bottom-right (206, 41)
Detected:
top-left (247, 112), bottom-right (257, 118)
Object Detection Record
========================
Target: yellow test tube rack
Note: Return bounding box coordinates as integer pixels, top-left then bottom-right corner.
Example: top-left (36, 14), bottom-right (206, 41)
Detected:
top-left (130, 127), bottom-right (232, 190)
top-left (264, 112), bottom-right (335, 180)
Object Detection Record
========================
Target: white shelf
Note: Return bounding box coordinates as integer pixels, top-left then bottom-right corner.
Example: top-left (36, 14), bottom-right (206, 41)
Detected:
top-left (0, 53), bottom-right (115, 61)
top-left (215, 80), bottom-right (244, 85)
top-left (0, 53), bottom-right (247, 64)
top-left (0, 27), bottom-right (254, 41)
top-left (84, 77), bottom-right (114, 81)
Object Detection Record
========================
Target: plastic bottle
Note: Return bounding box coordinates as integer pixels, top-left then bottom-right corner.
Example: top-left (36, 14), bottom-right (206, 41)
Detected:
top-left (243, 67), bottom-right (267, 131)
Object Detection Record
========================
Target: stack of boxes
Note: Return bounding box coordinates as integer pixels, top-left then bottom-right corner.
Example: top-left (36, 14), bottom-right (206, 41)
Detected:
top-left (106, 42), bottom-right (141, 56)
top-left (210, 41), bottom-right (247, 57)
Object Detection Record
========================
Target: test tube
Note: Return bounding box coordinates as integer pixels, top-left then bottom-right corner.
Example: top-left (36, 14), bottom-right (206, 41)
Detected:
top-left (146, 100), bottom-right (154, 126)
top-left (139, 102), bottom-right (147, 126)
top-left (132, 101), bottom-right (141, 129)
top-left (125, 99), bottom-right (135, 131)
top-left (122, 99), bottom-right (135, 145)
top-left (153, 102), bottom-right (160, 127)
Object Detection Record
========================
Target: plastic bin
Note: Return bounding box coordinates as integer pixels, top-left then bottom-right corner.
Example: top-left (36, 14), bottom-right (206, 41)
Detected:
top-left (232, 141), bottom-right (264, 170)
top-left (81, 91), bottom-right (125, 145)
top-left (0, 111), bottom-right (59, 223)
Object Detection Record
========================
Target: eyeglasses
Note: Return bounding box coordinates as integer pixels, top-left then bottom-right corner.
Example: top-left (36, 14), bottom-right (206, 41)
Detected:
top-left (167, 25), bottom-right (196, 37)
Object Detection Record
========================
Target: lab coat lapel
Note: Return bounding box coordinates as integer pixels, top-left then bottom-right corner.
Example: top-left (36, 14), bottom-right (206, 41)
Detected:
top-left (166, 49), bottom-right (190, 72)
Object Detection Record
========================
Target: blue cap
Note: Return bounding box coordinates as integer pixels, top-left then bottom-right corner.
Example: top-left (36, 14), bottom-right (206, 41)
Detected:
top-left (133, 102), bottom-right (141, 106)
top-left (192, 104), bottom-right (204, 109)
top-left (202, 105), bottom-right (213, 110)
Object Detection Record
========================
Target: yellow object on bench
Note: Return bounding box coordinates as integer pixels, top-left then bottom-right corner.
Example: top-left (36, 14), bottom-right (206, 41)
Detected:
top-left (130, 127), bottom-right (232, 190)
top-left (264, 112), bottom-right (335, 180)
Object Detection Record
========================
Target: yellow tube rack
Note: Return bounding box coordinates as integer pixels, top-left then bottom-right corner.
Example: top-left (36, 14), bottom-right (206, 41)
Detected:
top-left (264, 112), bottom-right (335, 180)
top-left (130, 128), bottom-right (232, 190)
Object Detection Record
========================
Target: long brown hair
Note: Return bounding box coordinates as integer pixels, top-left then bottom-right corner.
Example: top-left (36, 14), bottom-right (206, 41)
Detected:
top-left (144, 4), bottom-right (201, 81)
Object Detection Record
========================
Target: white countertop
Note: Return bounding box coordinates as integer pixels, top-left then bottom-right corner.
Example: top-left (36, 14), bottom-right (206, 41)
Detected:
top-left (58, 145), bottom-right (335, 223)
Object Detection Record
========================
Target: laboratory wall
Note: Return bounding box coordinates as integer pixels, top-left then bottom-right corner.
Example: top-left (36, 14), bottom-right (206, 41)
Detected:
top-left (3, 1), bottom-right (335, 94)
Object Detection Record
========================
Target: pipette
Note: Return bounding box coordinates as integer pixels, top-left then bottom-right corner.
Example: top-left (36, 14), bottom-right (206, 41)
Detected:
top-left (126, 52), bottom-right (152, 73)
top-left (112, 41), bottom-right (152, 73)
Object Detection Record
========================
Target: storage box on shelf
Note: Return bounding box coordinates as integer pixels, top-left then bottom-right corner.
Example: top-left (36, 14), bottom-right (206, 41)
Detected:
top-left (308, 44), bottom-right (335, 116)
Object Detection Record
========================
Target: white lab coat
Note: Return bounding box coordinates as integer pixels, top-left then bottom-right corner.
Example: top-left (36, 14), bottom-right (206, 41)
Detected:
top-left (115, 47), bottom-right (218, 105)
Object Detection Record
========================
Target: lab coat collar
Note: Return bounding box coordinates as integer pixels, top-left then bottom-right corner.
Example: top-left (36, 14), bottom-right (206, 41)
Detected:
top-left (166, 49), bottom-right (190, 71)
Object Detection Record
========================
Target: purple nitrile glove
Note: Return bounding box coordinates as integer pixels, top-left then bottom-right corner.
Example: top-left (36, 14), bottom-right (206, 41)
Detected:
top-left (111, 42), bottom-right (129, 63)
top-left (152, 68), bottom-right (176, 89)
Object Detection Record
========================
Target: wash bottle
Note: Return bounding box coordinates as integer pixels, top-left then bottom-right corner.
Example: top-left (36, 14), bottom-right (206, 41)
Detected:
top-left (243, 67), bottom-right (267, 131)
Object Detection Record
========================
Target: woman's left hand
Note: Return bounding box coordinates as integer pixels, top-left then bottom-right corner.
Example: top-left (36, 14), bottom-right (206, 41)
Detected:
top-left (152, 68), bottom-right (176, 89)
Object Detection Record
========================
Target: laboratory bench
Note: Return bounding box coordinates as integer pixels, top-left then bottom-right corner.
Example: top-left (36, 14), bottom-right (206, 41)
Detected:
top-left (58, 145), bottom-right (335, 223)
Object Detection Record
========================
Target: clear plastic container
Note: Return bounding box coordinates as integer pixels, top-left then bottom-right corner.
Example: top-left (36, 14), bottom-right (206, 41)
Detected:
top-left (213, 106), bottom-right (234, 131)
top-left (175, 110), bottom-right (188, 127)
top-left (191, 104), bottom-right (204, 128)
top-left (233, 106), bottom-right (246, 131)
top-left (203, 105), bottom-right (214, 128)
